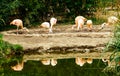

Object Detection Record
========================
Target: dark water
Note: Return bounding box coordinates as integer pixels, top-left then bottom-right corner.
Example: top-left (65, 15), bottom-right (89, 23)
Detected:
top-left (0, 56), bottom-right (114, 76)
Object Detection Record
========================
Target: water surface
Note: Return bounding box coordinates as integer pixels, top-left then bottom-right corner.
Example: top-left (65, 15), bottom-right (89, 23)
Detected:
top-left (0, 57), bottom-right (112, 76)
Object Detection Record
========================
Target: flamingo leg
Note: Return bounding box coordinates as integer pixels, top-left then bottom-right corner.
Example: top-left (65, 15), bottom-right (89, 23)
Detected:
top-left (17, 26), bottom-right (19, 35)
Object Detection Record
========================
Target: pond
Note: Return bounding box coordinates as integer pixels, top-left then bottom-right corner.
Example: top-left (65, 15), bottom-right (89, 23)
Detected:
top-left (0, 53), bottom-right (115, 76)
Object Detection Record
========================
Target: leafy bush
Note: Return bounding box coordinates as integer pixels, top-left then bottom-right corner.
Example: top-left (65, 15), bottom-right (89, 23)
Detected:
top-left (0, 34), bottom-right (23, 58)
top-left (0, 34), bottom-right (23, 73)
top-left (0, 0), bottom-right (118, 28)
top-left (104, 23), bottom-right (120, 75)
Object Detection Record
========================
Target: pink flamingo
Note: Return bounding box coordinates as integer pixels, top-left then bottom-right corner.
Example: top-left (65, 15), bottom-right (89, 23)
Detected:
top-left (10, 19), bottom-right (29, 34)
top-left (72, 16), bottom-right (87, 30)
top-left (40, 17), bottom-right (57, 33)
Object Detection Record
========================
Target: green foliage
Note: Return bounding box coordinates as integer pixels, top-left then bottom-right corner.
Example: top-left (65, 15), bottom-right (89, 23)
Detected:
top-left (0, 34), bottom-right (23, 75)
top-left (90, 17), bottom-right (106, 25)
top-left (0, 0), bottom-right (21, 25)
top-left (0, 34), bottom-right (3, 39)
top-left (106, 23), bottom-right (120, 52)
top-left (0, 0), bottom-right (118, 28)
top-left (104, 23), bottom-right (120, 75)
top-left (0, 34), bottom-right (23, 57)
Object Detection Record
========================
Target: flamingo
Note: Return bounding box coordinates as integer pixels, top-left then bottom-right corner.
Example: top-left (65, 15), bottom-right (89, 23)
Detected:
top-left (40, 17), bottom-right (57, 33)
top-left (86, 20), bottom-right (93, 31)
top-left (10, 19), bottom-right (29, 34)
top-left (99, 16), bottom-right (119, 30)
top-left (72, 16), bottom-right (87, 30)
top-left (107, 16), bottom-right (119, 25)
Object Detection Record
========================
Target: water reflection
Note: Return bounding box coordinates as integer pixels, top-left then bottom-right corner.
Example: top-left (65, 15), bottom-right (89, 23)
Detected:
top-left (75, 57), bottom-right (93, 66)
top-left (41, 59), bottom-right (50, 65)
top-left (11, 60), bottom-right (24, 71)
top-left (41, 59), bottom-right (57, 66)
top-left (75, 57), bottom-right (86, 66)
top-left (102, 58), bottom-right (113, 67)
top-left (86, 58), bottom-right (93, 64)
top-left (0, 54), bottom-right (118, 76)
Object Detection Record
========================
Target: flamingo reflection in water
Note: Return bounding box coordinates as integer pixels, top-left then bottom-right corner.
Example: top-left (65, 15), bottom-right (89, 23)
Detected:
top-left (41, 59), bottom-right (57, 66)
top-left (86, 58), bottom-right (93, 64)
top-left (75, 57), bottom-right (93, 66)
top-left (11, 60), bottom-right (24, 71)
top-left (75, 57), bottom-right (86, 66)
top-left (102, 58), bottom-right (111, 66)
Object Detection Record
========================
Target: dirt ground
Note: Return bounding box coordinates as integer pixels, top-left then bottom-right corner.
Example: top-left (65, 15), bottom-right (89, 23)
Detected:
top-left (1, 24), bottom-right (113, 54)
